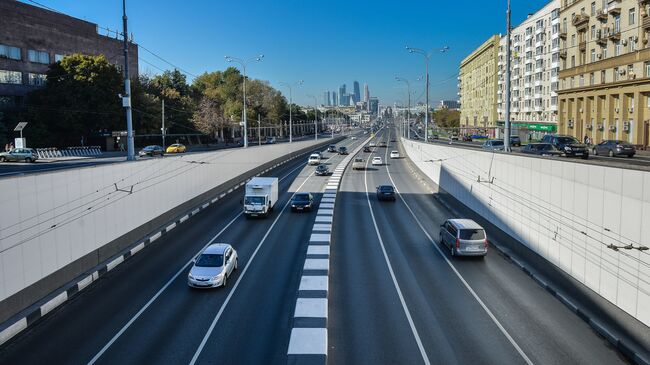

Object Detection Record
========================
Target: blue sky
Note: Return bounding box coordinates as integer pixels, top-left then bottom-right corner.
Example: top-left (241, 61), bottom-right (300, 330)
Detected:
top-left (24, 0), bottom-right (550, 106)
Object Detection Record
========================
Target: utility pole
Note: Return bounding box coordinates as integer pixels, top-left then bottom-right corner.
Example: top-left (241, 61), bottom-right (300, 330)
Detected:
top-left (504, 0), bottom-right (512, 152)
top-left (161, 99), bottom-right (166, 149)
top-left (122, 0), bottom-right (134, 160)
top-left (279, 80), bottom-right (303, 143)
top-left (258, 114), bottom-right (261, 146)
top-left (225, 54), bottom-right (264, 148)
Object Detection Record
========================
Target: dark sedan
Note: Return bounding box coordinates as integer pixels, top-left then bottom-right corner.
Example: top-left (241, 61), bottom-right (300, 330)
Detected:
top-left (376, 185), bottom-right (396, 201)
top-left (315, 164), bottom-right (332, 176)
top-left (541, 135), bottom-right (589, 159)
top-left (591, 140), bottom-right (635, 158)
top-left (338, 146), bottom-right (349, 155)
top-left (327, 145), bottom-right (337, 153)
top-left (363, 146), bottom-right (371, 152)
top-left (521, 143), bottom-right (562, 157)
top-left (290, 193), bottom-right (314, 212)
top-left (138, 145), bottom-right (164, 157)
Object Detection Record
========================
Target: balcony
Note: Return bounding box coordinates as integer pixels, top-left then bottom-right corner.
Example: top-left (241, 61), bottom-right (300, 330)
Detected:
top-left (579, 41), bottom-right (587, 52)
top-left (596, 9), bottom-right (608, 21)
top-left (559, 50), bottom-right (567, 58)
top-left (572, 13), bottom-right (590, 28)
top-left (608, 0), bottom-right (621, 15)
top-left (559, 29), bottom-right (567, 39)
top-left (596, 31), bottom-right (608, 46)
top-left (643, 15), bottom-right (650, 30)
top-left (607, 28), bottom-right (621, 41)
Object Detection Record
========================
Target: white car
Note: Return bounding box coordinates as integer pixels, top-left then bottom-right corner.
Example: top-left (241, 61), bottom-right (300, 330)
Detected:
top-left (350, 136), bottom-right (357, 140)
top-left (372, 156), bottom-right (383, 166)
top-left (308, 153), bottom-right (321, 165)
top-left (188, 243), bottom-right (238, 288)
top-left (369, 141), bottom-right (376, 147)
top-left (390, 151), bottom-right (400, 159)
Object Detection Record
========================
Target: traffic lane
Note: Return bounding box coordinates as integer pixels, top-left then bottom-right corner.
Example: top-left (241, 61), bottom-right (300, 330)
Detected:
top-left (328, 148), bottom-right (427, 364)
top-left (89, 137), bottom-right (361, 364)
top-left (0, 154), bottom-right (309, 365)
top-left (388, 132), bottom-right (627, 364)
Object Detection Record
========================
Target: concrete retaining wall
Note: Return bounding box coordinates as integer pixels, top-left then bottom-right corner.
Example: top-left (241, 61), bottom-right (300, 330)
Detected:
top-left (401, 139), bottom-right (650, 327)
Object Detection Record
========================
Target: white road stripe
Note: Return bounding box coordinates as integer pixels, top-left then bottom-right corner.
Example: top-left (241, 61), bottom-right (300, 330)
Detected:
top-left (288, 328), bottom-right (327, 354)
top-left (299, 275), bottom-right (328, 291)
top-left (312, 224), bottom-right (332, 231)
top-left (294, 298), bottom-right (328, 318)
top-left (315, 216), bottom-right (333, 223)
top-left (304, 259), bottom-right (329, 270)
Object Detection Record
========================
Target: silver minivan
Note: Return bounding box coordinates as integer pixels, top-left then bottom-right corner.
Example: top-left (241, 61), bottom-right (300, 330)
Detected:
top-left (439, 219), bottom-right (488, 257)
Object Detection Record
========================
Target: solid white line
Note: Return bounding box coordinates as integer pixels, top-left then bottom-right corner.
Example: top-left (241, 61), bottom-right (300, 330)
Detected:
top-left (188, 167), bottom-right (316, 365)
top-left (87, 160), bottom-right (309, 365)
top-left (383, 131), bottom-right (534, 365)
top-left (362, 133), bottom-right (431, 365)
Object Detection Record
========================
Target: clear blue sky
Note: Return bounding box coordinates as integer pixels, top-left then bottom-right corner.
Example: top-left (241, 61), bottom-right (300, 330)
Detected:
top-left (23, 0), bottom-right (550, 106)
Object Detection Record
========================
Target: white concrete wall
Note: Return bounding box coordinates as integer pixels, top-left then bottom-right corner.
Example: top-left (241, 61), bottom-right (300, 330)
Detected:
top-left (402, 139), bottom-right (650, 327)
top-left (0, 140), bottom-right (325, 303)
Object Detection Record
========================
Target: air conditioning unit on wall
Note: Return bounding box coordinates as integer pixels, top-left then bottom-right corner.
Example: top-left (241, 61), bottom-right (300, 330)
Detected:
top-left (597, 123), bottom-right (604, 130)
top-left (586, 124), bottom-right (593, 129)
top-left (609, 125), bottom-right (617, 132)
top-left (568, 120), bottom-right (574, 128)
top-left (623, 121), bottom-right (631, 131)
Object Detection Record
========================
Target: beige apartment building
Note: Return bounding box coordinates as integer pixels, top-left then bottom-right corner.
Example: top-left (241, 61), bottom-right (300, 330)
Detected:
top-left (558, 0), bottom-right (650, 147)
top-left (459, 35), bottom-right (501, 137)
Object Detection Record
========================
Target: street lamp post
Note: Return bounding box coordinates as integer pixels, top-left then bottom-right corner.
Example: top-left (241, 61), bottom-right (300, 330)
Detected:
top-left (395, 77), bottom-right (412, 140)
top-left (225, 54), bottom-right (264, 148)
top-left (406, 45), bottom-right (449, 143)
top-left (307, 94), bottom-right (319, 141)
top-left (121, 0), bottom-right (135, 160)
top-left (279, 80), bottom-right (303, 143)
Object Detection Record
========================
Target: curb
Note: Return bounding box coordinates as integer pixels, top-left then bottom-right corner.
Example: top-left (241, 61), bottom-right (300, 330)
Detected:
top-left (287, 137), bottom-right (370, 365)
top-left (0, 140), bottom-right (342, 348)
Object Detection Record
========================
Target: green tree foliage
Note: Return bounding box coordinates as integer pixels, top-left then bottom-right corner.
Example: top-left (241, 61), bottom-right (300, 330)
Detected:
top-left (140, 69), bottom-right (195, 135)
top-left (433, 108), bottom-right (460, 128)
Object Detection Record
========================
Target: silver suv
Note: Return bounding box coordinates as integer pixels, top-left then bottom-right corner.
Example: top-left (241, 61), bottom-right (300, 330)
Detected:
top-left (439, 219), bottom-right (488, 257)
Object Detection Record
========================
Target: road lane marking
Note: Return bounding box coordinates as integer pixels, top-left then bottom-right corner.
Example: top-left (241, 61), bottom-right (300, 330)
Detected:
top-left (383, 130), bottom-right (534, 365)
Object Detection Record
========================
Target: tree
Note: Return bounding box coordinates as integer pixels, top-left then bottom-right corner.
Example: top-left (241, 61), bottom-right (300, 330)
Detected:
top-left (141, 70), bottom-right (195, 135)
top-left (433, 108), bottom-right (460, 129)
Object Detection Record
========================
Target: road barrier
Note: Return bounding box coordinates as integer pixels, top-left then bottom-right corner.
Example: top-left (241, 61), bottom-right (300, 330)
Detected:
top-left (35, 146), bottom-right (102, 159)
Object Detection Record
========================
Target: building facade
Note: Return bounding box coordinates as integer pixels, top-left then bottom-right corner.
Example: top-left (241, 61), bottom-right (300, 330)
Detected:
top-left (352, 81), bottom-right (361, 103)
top-left (459, 35), bottom-right (501, 136)
top-left (439, 99), bottom-right (461, 110)
top-left (558, 0), bottom-right (650, 147)
top-left (497, 0), bottom-right (561, 138)
top-left (0, 0), bottom-right (138, 110)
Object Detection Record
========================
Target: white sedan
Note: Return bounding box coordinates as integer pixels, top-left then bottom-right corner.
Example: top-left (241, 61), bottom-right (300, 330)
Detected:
top-left (188, 243), bottom-right (238, 288)
top-left (372, 156), bottom-right (383, 166)
top-left (390, 151), bottom-right (400, 159)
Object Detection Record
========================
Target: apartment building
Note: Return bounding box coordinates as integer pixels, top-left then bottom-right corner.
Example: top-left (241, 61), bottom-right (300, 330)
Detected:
top-left (459, 35), bottom-right (501, 136)
top-left (557, 0), bottom-right (650, 147)
top-left (497, 0), bottom-right (561, 139)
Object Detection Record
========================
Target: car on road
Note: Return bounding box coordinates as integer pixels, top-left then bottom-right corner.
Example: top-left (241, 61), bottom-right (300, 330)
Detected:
top-left (379, 141), bottom-right (387, 148)
top-left (0, 148), bottom-right (38, 163)
top-left (390, 150), bottom-right (400, 159)
top-left (482, 139), bottom-right (505, 151)
top-left (376, 185), bottom-right (396, 201)
top-left (363, 146), bottom-right (371, 153)
top-left (338, 146), bottom-right (349, 155)
top-left (591, 140), bottom-right (636, 157)
top-left (138, 145), bottom-right (164, 157)
top-left (265, 137), bottom-right (276, 144)
top-left (369, 141), bottom-right (376, 147)
top-left (308, 153), bottom-right (321, 165)
top-left (352, 158), bottom-right (365, 170)
top-left (372, 156), bottom-right (383, 166)
top-left (188, 243), bottom-right (238, 288)
top-left (510, 136), bottom-right (522, 147)
top-left (165, 143), bottom-right (186, 153)
top-left (327, 144), bottom-right (337, 152)
top-left (315, 164), bottom-right (331, 176)
top-left (450, 133), bottom-right (459, 141)
top-left (290, 192), bottom-right (314, 212)
top-left (521, 143), bottom-right (562, 157)
top-left (439, 219), bottom-right (488, 257)
top-left (350, 136), bottom-right (357, 140)
top-left (390, 138), bottom-right (396, 142)
top-left (541, 135), bottom-right (589, 159)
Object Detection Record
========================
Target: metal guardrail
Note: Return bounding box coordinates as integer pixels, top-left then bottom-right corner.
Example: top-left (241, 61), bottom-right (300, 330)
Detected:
top-left (36, 146), bottom-right (102, 159)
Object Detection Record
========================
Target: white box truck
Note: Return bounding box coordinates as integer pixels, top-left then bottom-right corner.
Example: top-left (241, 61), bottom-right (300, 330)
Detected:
top-left (243, 177), bottom-right (279, 218)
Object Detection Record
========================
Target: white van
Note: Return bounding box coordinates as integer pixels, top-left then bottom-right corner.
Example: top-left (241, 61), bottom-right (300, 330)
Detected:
top-left (308, 153), bottom-right (321, 165)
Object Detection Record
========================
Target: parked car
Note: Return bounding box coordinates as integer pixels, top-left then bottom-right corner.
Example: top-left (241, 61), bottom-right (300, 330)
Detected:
top-left (510, 136), bottom-right (522, 147)
top-left (390, 150), bottom-right (400, 159)
top-left (376, 185), bottom-right (396, 201)
top-left (165, 143), bottom-right (186, 153)
top-left (352, 158), bottom-right (365, 170)
top-left (327, 144), bottom-right (337, 153)
top-left (138, 145), bottom-right (164, 157)
top-left (591, 140), bottom-right (635, 157)
top-left (482, 139), bottom-right (505, 151)
top-left (265, 137), bottom-right (276, 144)
top-left (290, 193), bottom-right (314, 212)
top-left (315, 164), bottom-right (331, 176)
top-left (462, 135), bottom-right (473, 142)
top-left (450, 133), bottom-right (459, 141)
top-left (338, 146), bottom-right (349, 155)
top-left (541, 135), bottom-right (589, 159)
top-left (521, 143), bottom-right (562, 157)
top-left (363, 146), bottom-right (371, 153)
top-left (188, 243), bottom-right (238, 288)
top-left (0, 148), bottom-right (38, 163)
top-left (308, 153), bottom-right (321, 165)
top-left (439, 219), bottom-right (488, 257)
top-left (372, 156), bottom-right (383, 166)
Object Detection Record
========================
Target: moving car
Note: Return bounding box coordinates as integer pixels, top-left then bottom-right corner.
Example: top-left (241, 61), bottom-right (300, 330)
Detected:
top-left (541, 135), bottom-right (589, 159)
top-left (165, 143), bottom-right (186, 153)
top-left (350, 136), bottom-right (357, 140)
top-left (0, 148), bottom-right (38, 163)
top-left (363, 146), bottom-right (371, 153)
top-left (188, 243), bottom-right (238, 288)
top-left (308, 153), bottom-right (321, 165)
top-left (369, 141), bottom-right (376, 147)
top-left (352, 158), bottom-right (365, 170)
top-left (591, 140), bottom-right (635, 157)
top-left (290, 193), bottom-right (314, 212)
top-left (315, 164), bottom-right (331, 176)
top-left (482, 140), bottom-right (505, 151)
top-left (510, 136), bottom-right (521, 147)
top-left (390, 150), bottom-right (400, 159)
top-left (379, 141), bottom-right (387, 148)
top-left (138, 145), bottom-right (164, 157)
top-left (338, 146), bottom-right (349, 155)
top-left (521, 143), bottom-right (562, 157)
top-left (372, 156), bottom-right (383, 166)
top-left (439, 219), bottom-right (488, 257)
top-left (376, 185), bottom-right (396, 201)
top-left (327, 144), bottom-right (337, 152)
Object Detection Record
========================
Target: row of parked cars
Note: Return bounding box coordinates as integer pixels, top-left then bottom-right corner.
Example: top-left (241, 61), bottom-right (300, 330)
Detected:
top-left (482, 135), bottom-right (637, 159)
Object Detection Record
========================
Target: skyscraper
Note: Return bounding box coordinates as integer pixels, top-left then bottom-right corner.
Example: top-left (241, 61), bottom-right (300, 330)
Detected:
top-left (364, 83), bottom-right (369, 103)
top-left (324, 91), bottom-right (331, 106)
top-left (338, 84), bottom-right (346, 106)
top-left (332, 91), bottom-right (338, 106)
top-left (353, 81), bottom-right (361, 103)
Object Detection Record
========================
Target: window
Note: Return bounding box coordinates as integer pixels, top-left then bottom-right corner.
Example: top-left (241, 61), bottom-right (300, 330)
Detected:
top-left (614, 15), bottom-right (621, 32)
top-left (615, 41), bottom-right (622, 56)
top-left (591, 25), bottom-right (596, 39)
top-left (629, 37), bottom-right (636, 52)
top-left (591, 2), bottom-right (596, 15)
top-left (614, 67), bottom-right (619, 81)
top-left (28, 50), bottom-right (49, 64)
top-left (54, 54), bottom-right (64, 62)
top-left (629, 8), bottom-right (636, 26)
top-left (28, 73), bottom-right (46, 86)
top-left (628, 64), bottom-right (634, 78)
top-left (0, 70), bottom-right (22, 84)
top-left (603, 47), bottom-right (608, 59)
top-left (590, 73), bottom-right (595, 85)
top-left (591, 49), bottom-right (596, 62)
top-left (571, 34), bottom-right (576, 46)
top-left (645, 61), bottom-right (650, 77)
top-left (571, 55), bottom-right (575, 68)
top-left (601, 70), bottom-right (606, 84)
top-left (0, 44), bottom-right (21, 60)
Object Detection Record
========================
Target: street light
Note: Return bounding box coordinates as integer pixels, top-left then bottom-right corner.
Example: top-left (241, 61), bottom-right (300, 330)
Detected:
top-left (225, 54), bottom-right (264, 148)
top-left (279, 80), bottom-right (303, 143)
top-left (406, 45), bottom-right (449, 143)
top-left (395, 76), bottom-right (412, 140)
top-left (306, 94), bottom-right (319, 141)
